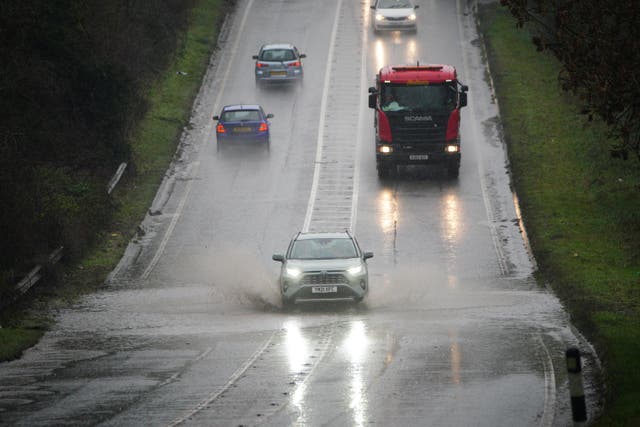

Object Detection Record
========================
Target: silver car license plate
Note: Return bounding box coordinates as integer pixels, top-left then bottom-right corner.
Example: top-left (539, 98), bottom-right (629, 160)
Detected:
top-left (311, 286), bottom-right (338, 294)
top-left (409, 154), bottom-right (429, 160)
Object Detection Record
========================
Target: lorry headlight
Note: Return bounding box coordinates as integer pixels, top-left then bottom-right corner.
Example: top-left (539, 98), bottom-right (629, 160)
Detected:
top-left (285, 267), bottom-right (302, 278)
top-left (446, 145), bottom-right (459, 153)
top-left (379, 145), bottom-right (393, 154)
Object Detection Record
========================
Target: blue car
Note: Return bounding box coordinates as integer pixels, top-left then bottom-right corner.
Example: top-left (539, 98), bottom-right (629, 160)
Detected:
top-left (212, 104), bottom-right (273, 151)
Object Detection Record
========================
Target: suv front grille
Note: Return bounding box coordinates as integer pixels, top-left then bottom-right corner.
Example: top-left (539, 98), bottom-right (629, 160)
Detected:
top-left (301, 272), bottom-right (348, 285)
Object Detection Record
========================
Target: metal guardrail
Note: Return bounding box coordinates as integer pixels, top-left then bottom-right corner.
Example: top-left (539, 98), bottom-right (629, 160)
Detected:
top-left (107, 162), bottom-right (127, 194)
top-left (1, 246), bottom-right (64, 311)
top-left (2, 163), bottom-right (126, 311)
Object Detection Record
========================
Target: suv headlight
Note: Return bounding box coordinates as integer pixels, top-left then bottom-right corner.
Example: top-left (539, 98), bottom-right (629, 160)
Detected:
top-left (347, 265), bottom-right (364, 276)
top-left (285, 267), bottom-right (302, 278)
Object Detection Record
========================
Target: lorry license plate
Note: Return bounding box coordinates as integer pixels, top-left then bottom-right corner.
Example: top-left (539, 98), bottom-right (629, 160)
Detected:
top-left (311, 286), bottom-right (338, 294)
top-left (409, 154), bottom-right (429, 160)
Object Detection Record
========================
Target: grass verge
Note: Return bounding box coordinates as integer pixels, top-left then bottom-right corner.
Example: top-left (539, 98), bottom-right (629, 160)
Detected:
top-left (0, 0), bottom-right (229, 362)
top-left (479, 4), bottom-right (640, 425)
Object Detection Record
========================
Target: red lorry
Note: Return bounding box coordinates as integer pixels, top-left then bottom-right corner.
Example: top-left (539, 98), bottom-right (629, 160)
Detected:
top-left (368, 64), bottom-right (468, 178)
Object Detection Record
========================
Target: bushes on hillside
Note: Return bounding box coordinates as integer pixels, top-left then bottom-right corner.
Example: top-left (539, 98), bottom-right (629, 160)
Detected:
top-left (0, 0), bottom-right (195, 283)
top-left (500, 0), bottom-right (640, 159)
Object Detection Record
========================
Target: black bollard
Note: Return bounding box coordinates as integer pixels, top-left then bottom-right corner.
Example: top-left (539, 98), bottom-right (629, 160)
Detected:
top-left (566, 347), bottom-right (587, 424)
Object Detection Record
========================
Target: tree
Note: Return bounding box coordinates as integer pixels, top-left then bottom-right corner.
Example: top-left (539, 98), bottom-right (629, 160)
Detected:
top-left (500, 0), bottom-right (640, 159)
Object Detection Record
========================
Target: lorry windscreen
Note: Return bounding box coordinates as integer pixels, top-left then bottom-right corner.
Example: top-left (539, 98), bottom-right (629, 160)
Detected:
top-left (380, 83), bottom-right (457, 113)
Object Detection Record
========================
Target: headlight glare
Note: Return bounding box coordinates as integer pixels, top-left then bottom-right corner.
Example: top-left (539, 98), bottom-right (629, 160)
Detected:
top-left (376, 13), bottom-right (384, 21)
top-left (348, 265), bottom-right (363, 276)
top-left (379, 145), bottom-right (393, 154)
top-left (446, 145), bottom-right (459, 153)
top-left (408, 13), bottom-right (417, 21)
top-left (286, 267), bottom-right (302, 278)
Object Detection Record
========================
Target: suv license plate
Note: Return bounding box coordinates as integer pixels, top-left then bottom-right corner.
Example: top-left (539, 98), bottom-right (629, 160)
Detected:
top-left (312, 286), bottom-right (338, 294)
top-left (409, 154), bottom-right (429, 160)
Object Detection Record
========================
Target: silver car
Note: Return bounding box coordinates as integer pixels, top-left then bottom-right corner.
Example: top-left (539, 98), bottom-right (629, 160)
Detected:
top-left (272, 231), bottom-right (373, 306)
top-left (253, 43), bottom-right (306, 86)
top-left (371, 0), bottom-right (419, 33)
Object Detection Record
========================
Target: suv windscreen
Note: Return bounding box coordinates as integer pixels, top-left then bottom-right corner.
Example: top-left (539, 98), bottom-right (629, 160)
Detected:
top-left (289, 238), bottom-right (358, 260)
top-left (260, 49), bottom-right (296, 61)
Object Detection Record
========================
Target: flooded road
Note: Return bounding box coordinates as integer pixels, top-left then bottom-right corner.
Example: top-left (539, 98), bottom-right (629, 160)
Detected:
top-left (0, 0), bottom-right (600, 425)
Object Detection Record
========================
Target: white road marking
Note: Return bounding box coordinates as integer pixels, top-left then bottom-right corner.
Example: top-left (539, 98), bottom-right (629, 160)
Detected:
top-left (536, 334), bottom-right (557, 427)
top-left (303, 0), bottom-right (368, 233)
top-left (157, 347), bottom-right (214, 388)
top-left (455, 0), bottom-right (509, 276)
top-left (350, 1), bottom-right (371, 235)
top-left (456, 0), bottom-right (558, 421)
top-left (302, 0), bottom-right (344, 232)
top-left (142, 0), bottom-right (255, 280)
top-left (166, 332), bottom-right (275, 426)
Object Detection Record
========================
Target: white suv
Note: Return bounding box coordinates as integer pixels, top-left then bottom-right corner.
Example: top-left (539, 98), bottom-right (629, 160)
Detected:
top-left (272, 231), bottom-right (373, 306)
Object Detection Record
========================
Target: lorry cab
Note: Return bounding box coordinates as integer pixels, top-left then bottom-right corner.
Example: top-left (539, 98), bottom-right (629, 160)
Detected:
top-left (368, 64), bottom-right (468, 178)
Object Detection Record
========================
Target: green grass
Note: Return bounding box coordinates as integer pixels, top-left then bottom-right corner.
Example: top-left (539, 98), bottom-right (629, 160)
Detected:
top-left (0, 0), bottom-right (228, 362)
top-left (479, 5), bottom-right (640, 426)
top-left (0, 328), bottom-right (43, 361)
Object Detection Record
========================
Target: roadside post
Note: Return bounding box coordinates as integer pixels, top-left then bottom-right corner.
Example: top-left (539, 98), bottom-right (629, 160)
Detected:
top-left (566, 347), bottom-right (587, 425)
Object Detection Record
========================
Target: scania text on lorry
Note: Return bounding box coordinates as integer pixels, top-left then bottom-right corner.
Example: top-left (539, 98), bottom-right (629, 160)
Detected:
top-left (368, 64), bottom-right (468, 178)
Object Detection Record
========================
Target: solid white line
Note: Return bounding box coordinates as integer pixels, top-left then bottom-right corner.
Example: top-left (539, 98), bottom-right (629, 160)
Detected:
top-left (536, 334), bottom-right (557, 427)
top-left (166, 333), bottom-right (275, 426)
top-left (350, 0), bottom-right (371, 234)
top-left (142, 0), bottom-right (255, 280)
top-left (456, 0), bottom-right (557, 422)
top-left (455, 0), bottom-right (509, 276)
top-left (302, 0), bottom-right (344, 233)
top-left (157, 347), bottom-right (213, 387)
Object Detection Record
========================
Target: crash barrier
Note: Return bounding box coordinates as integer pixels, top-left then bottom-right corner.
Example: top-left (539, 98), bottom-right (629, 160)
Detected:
top-left (1, 163), bottom-right (127, 311)
top-left (0, 247), bottom-right (64, 311)
top-left (107, 162), bottom-right (128, 194)
top-left (566, 347), bottom-right (587, 425)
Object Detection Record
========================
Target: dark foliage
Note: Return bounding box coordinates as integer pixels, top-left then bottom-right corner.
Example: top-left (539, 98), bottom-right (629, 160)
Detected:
top-left (0, 0), bottom-right (195, 281)
top-left (500, 0), bottom-right (640, 159)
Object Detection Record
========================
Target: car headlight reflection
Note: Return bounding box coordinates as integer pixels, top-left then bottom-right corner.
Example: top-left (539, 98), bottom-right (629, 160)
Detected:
top-left (286, 267), bottom-right (302, 278)
top-left (347, 265), bottom-right (364, 276)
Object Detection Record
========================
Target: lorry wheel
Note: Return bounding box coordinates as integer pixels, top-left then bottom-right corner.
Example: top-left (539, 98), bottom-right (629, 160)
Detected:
top-left (447, 161), bottom-right (460, 178)
top-left (377, 163), bottom-right (395, 179)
